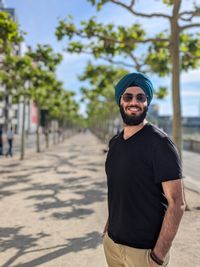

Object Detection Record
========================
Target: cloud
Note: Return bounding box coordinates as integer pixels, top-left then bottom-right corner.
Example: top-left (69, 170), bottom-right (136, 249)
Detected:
top-left (181, 69), bottom-right (200, 84)
top-left (181, 89), bottom-right (200, 97)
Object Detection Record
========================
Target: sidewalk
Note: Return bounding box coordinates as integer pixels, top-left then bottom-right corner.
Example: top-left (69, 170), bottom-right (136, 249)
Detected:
top-left (0, 132), bottom-right (199, 267)
top-left (182, 150), bottom-right (200, 193)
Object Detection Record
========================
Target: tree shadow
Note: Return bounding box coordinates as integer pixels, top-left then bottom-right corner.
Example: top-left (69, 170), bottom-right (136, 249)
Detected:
top-left (0, 175), bottom-right (32, 200)
top-left (52, 207), bottom-right (94, 220)
top-left (0, 226), bottom-right (50, 267)
top-left (11, 231), bottom-right (101, 267)
top-left (21, 178), bottom-right (106, 221)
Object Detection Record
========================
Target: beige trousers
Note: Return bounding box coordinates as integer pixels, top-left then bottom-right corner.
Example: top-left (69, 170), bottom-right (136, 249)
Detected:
top-left (103, 233), bottom-right (170, 267)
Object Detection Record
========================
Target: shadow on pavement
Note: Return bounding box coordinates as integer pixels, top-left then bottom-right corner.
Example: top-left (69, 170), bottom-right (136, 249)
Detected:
top-left (0, 175), bottom-right (32, 200)
top-left (1, 230), bottom-right (101, 267)
top-left (0, 226), bottom-right (49, 267)
top-left (23, 179), bottom-right (106, 221)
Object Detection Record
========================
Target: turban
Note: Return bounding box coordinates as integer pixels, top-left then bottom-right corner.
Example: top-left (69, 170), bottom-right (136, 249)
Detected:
top-left (115, 72), bottom-right (154, 106)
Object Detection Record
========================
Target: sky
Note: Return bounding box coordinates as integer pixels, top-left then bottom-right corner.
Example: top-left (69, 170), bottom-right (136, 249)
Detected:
top-left (3, 0), bottom-right (200, 117)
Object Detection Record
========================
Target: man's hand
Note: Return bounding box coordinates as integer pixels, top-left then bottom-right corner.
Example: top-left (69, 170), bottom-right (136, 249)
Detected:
top-left (149, 257), bottom-right (160, 267)
top-left (101, 231), bottom-right (106, 239)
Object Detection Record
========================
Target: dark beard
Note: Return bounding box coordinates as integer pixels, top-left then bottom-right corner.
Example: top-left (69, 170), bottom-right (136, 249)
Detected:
top-left (119, 104), bottom-right (148, 126)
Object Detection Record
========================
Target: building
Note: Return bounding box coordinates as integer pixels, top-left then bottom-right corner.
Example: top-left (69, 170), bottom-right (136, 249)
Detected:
top-left (0, 1), bottom-right (19, 133)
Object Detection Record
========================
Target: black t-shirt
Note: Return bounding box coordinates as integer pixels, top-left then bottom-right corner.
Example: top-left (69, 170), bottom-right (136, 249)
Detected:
top-left (105, 123), bottom-right (182, 249)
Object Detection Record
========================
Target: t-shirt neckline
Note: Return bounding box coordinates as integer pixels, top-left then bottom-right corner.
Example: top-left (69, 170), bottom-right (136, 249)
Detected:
top-left (120, 122), bottom-right (150, 141)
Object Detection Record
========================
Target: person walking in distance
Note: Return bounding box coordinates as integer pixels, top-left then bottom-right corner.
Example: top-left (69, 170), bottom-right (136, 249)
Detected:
top-left (0, 126), bottom-right (3, 156)
top-left (102, 72), bottom-right (186, 267)
top-left (6, 126), bottom-right (14, 157)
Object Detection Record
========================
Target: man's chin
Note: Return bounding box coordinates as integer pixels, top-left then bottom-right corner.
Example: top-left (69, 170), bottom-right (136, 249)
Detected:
top-left (120, 105), bottom-right (148, 126)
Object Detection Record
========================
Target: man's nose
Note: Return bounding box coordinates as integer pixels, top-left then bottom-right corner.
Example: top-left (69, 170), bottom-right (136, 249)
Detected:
top-left (129, 95), bottom-right (139, 104)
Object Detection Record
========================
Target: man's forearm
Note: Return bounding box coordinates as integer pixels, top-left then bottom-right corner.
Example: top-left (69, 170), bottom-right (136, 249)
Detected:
top-left (153, 201), bottom-right (185, 260)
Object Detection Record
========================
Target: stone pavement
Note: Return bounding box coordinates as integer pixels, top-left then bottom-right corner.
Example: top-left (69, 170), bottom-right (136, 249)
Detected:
top-left (0, 132), bottom-right (108, 267)
top-left (0, 132), bottom-right (199, 267)
top-left (182, 150), bottom-right (200, 193)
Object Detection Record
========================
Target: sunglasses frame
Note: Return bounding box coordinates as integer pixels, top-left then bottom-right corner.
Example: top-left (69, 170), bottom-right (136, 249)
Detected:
top-left (121, 93), bottom-right (147, 103)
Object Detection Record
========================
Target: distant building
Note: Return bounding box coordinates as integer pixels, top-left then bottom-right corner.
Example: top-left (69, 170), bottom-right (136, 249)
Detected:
top-left (0, 3), bottom-right (19, 133)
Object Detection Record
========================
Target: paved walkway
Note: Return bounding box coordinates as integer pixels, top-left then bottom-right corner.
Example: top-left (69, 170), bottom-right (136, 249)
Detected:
top-left (0, 133), bottom-right (108, 267)
top-left (0, 132), bottom-right (199, 267)
top-left (182, 150), bottom-right (200, 193)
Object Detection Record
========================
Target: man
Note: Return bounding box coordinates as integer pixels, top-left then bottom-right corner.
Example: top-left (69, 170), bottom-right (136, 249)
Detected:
top-left (102, 72), bottom-right (186, 267)
top-left (6, 126), bottom-right (14, 157)
top-left (0, 126), bottom-right (3, 156)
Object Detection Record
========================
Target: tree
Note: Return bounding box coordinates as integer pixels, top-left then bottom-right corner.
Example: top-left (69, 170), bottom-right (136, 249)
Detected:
top-left (80, 63), bottom-right (126, 140)
top-left (0, 11), bottom-right (22, 56)
top-left (0, 10), bottom-right (23, 130)
top-left (56, 0), bottom-right (200, 155)
top-left (0, 53), bottom-right (42, 159)
top-left (47, 88), bottom-right (80, 143)
top-left (27, 44), bottom-right (63, 152)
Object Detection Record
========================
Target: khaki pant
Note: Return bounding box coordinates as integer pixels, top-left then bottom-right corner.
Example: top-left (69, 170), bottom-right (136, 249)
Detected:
top-left (103, 233), bottom-right (170, 267)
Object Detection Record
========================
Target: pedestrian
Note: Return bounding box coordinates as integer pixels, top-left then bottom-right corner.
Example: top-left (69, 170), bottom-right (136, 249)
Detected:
top-left (0, 126), bottom-right (3, 156)
top-left (6, 126), bottom-right (14, 157)
top-left (102, 72), bottom-right (186, 267)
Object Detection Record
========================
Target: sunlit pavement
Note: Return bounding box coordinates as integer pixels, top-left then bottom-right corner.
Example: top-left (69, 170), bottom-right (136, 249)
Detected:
top-left (0, 132), bottom-right (108, 267)
top-left (182, 150), bottom-right (200, 193)
top-left (0, 132), bottom-right (199, 266)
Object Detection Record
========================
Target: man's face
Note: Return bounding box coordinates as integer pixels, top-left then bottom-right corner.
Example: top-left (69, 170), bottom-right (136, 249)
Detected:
top-left (119, 86), bottom-right (148, 126)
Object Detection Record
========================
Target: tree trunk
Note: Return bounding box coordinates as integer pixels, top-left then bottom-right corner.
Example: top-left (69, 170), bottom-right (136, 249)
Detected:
top-left (170, 0), bottom-right (182, 158)
top-left (20, 96), bottom-right (26, 160)
top-left (36, 103), bottom-right (40, 153)
top-left (53, 120), bottom-right (56, 145)
top-left (45, 123), bottom-right (49, 149)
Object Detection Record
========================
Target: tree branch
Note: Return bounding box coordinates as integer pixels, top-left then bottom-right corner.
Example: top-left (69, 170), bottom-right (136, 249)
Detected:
top-left (180, 23), bottom-right (200, 31)
top-left (182, 51), bottom-right (200, 60)
top-left (179, 10), bottom-right (200, 21)
top-left (66, 47), bottom-right (149, 71)
top-left (77, 32), bottom-right (169, 46)
top-left (100, 56), bottom-right (135, 68)
top-left (130, 0), bottom-right (135, 8)
top-left (72, 48), bottom-right (136, 68)
top-left (109, 0), bottom-right (170, 19)
top-left (128, 52), bottom-right (145, 71)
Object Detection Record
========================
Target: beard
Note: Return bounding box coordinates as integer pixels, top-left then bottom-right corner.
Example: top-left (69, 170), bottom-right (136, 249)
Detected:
top-left (119, 104), bottom-right (148, 126)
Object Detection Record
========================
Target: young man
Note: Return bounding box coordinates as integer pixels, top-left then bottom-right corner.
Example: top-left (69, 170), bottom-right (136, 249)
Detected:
top-left (6, 126), bottom-right (14, 157)
top-left (102, 72), bottom-right (186, 267)
top-left (0, 126), bottom-right (3, 156)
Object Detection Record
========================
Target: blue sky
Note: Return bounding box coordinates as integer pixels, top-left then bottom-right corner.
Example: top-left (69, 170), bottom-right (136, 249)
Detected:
top-left (4, 0), bottom-right (200, 117)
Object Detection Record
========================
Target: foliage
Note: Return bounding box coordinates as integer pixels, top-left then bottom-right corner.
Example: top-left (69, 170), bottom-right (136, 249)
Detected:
top-left (27, 44), bottom-right (63, 72)
top-left (55, 0), bottom-right (200, 152)
top-left (0, 11), bottom-right (23, 54)
top-left (56, 16), bottom-right (145, 59)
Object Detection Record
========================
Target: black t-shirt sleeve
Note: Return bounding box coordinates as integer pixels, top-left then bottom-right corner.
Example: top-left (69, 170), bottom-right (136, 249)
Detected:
top-left (108, 134), bottom-right (119, 149)
top-left (152, 136), bottom-right (182, 183)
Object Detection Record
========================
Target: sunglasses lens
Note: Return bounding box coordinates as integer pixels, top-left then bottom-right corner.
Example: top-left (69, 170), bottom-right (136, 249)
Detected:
top-left (122, 93), bottom-right (133, 102)
top-left (136, 94), bottom-right (147, 103)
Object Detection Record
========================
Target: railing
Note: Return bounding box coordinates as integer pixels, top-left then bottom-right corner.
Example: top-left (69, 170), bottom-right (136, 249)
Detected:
top-left (183, 139), bottom-right (200, 153)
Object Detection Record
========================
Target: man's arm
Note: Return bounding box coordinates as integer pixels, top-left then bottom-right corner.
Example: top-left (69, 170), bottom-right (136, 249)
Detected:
top-left (152, 179), bottom-right (186, 262)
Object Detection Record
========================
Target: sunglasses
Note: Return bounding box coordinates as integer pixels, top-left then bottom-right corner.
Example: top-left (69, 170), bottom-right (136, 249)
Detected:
top-left (121, 93), bottom-right (147, 103)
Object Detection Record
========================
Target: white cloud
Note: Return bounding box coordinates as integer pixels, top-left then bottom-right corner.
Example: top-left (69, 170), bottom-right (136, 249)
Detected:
top-left (181, 89), bottom-right (200, 97)
top-left (181, 69), bottom-right (200, 84)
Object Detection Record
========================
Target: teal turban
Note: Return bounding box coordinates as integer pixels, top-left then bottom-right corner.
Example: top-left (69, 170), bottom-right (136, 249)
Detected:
top-left (115, 72), bottom-right (154, 106)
